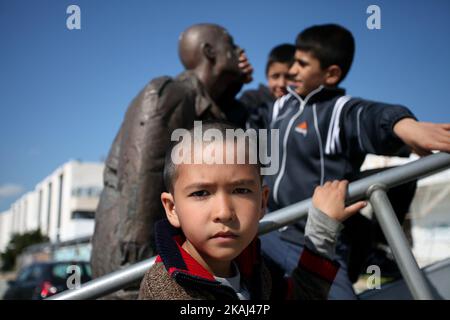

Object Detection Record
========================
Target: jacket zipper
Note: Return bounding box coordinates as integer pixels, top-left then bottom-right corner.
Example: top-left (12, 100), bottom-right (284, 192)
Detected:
top-left (273, 85), bottom-right (324, 205)
top-left (313, 103), bottom-right (325, 185)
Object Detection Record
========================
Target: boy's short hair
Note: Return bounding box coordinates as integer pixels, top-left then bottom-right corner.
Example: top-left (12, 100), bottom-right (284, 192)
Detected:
top-left (163, 120), bottom-right (262, 193)
top-left (265, 43), bottom-right (296, 76)
top-left (295, 24), bottom-right (355, 83)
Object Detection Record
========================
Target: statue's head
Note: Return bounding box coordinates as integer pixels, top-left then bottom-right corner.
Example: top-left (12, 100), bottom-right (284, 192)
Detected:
top-left (178, 24), bottom-right (243, 82)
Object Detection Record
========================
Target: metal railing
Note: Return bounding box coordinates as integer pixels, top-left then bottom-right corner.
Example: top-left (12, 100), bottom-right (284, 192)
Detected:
top-left (49, 152), bottom-right (450, 300)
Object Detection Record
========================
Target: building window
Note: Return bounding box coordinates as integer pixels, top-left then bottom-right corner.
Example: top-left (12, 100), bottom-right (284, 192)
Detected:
top-left (71, 211), bottom-right (95, 220)
top-left (38, 189), bottom-right (43, 231)
top-left (47, 182), bottom-right (52, 236)
top-left (57, 174), bottom-right (64, 242)
top-left (71, 186), bottom-right (102, 198)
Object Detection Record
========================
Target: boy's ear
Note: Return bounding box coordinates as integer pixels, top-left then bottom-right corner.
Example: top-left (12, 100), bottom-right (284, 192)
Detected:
top-left (324, 65), bottom-right (342, 86)
top-left (161, 192), bottom-right (180, 228)
top-left (260, 185), bottom-right (270, 219)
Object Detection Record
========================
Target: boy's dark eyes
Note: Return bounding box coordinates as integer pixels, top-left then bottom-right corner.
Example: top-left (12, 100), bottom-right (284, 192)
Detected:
top-left (189, 190), bottom-right (210, 197)
top-left (233, 188), bottom-right (252, 194)
top-left (270, 73), bottom-right (281, 80)
top-left (295, 59), bottom-right (307, 67)
top-left (188, 188), bottom-right (252, 197)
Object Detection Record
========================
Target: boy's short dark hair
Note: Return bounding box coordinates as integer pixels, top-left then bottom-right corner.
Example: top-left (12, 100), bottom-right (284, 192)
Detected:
top-left (295, 24), bottom-right (355, 83)
top-left (265, 43), bottom-right (296, 76)
top-left (163, 120), bottom-right (262, 193)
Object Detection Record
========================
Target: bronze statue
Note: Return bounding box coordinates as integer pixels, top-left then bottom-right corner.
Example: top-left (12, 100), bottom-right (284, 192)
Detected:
top-left (90, 24), bottom-right (252, 298)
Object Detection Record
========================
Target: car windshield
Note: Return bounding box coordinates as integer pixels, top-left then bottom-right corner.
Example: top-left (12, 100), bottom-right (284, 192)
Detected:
top-left (16, 267), bottom-right (33, 282)
top-left (52, 263), bottom-right (90, 280)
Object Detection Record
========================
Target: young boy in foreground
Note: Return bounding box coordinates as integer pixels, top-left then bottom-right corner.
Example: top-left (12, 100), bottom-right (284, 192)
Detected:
top-left (138, 121), bottom-right (366, 300)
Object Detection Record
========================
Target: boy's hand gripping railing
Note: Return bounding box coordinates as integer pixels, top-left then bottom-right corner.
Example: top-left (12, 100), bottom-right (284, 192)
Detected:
top-left (49, 152), bottom-right (450, 300)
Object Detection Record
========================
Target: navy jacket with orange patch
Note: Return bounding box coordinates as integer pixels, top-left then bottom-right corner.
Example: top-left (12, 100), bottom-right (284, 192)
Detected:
top-left (265, 85), bottom-right (415, 214)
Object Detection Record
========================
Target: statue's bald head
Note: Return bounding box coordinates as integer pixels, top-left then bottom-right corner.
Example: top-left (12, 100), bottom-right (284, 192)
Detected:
top-left (178, 23), bottom-right (230, 70)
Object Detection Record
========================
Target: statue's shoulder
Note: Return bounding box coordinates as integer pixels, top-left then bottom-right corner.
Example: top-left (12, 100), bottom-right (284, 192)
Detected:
top-left (144, 75), bottom-right (194, 101)
top-left (143, 76), bottom-right (174, 97)
top-left (127, 75), bottom-right (193, 117)
top-left (127, 76), bottom-right (177, 112)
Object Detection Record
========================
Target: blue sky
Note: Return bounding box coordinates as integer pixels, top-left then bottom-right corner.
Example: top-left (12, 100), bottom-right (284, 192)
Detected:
top-left (1, 0), bottom-right (449, 211)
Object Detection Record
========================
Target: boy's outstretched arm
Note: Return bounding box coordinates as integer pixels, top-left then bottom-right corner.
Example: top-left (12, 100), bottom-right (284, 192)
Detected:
top-left (289, 180), bottom-right (366, 300)
top-left (393, 118), bottom-right (450, 156)
top-left (340, 99), bottom-right (449, 157)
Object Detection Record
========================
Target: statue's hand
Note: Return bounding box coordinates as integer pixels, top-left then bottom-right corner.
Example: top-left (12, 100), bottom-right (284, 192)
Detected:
top-left (238, 49), bottom-right (253, 84)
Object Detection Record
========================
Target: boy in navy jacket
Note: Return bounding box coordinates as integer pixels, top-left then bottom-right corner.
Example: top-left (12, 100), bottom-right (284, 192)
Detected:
top-left (260, 24), bottom-right (450, 299)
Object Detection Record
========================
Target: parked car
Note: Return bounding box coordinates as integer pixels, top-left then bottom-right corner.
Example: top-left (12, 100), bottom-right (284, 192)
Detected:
top-left (3, 261), bottom-right (91, 300)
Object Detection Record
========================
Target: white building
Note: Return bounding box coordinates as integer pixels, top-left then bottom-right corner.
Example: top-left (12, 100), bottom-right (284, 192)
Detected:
top-left (0, 210), bottom-right (13, 253)
top-left (0, 160), bottom-right (104, 252)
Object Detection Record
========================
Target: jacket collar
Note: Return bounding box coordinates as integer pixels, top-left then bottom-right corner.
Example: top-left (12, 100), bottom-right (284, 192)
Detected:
top-left (154, 219), bottom-right (262, 284)
top-left (176, 71), bottom-right (226, 119)
top-left (285, 85), bottom-right (346, 107)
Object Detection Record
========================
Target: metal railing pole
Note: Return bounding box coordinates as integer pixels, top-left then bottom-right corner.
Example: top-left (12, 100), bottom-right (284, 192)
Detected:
top-left (50, 257), bottom-right (156, 300)
top-left (259, 152), bottom-right (450, 234)
top-left (368, 185), bottom-right (435, 300)
top-left (346, 152), bottom-right (450, 203)
top-left (48, 152), bottom-right (450, 300)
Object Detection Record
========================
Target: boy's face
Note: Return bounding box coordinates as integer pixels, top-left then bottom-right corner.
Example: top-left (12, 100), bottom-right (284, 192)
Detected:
top-left (162, 153), bottom-right (269, 272)
top-left (267, 62), bottom-right (291, 98)
top-left (289, 50), bottom-right (328, 97)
